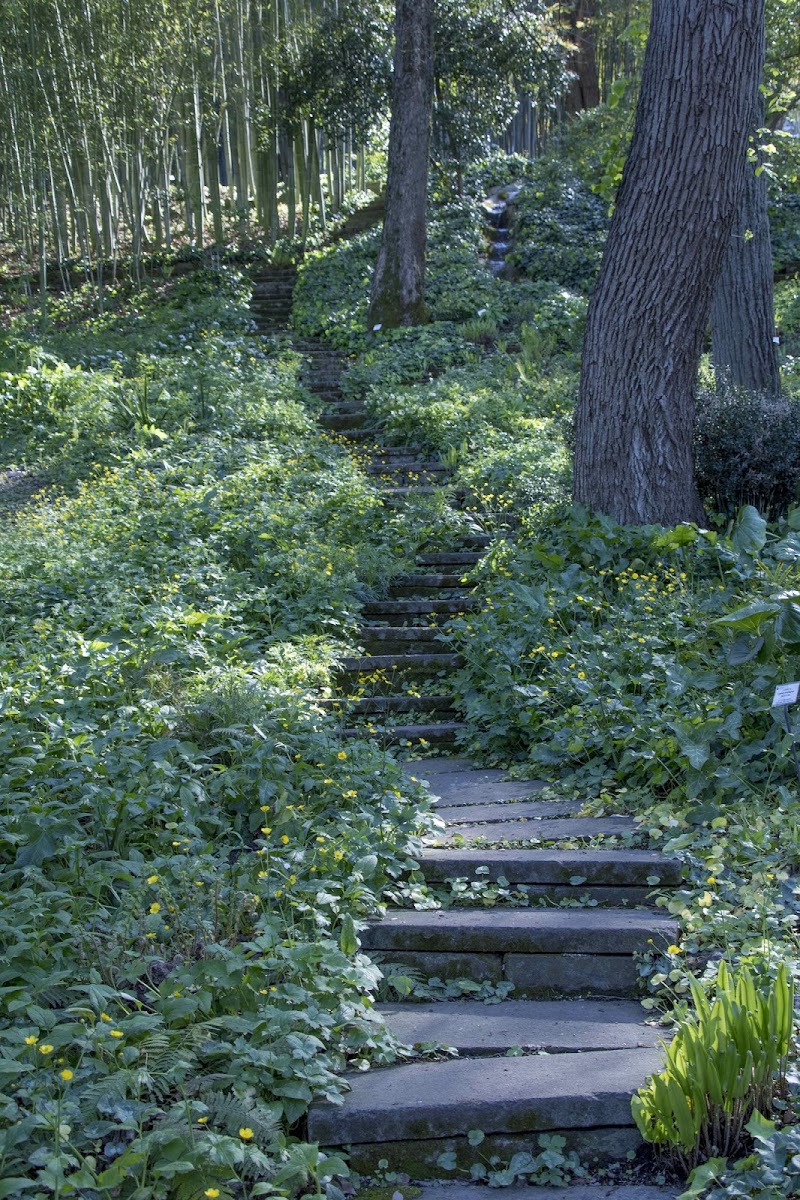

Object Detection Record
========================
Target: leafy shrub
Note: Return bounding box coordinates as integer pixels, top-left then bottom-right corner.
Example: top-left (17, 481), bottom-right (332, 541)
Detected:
top-left (632, 961), bottom-right (794, 1171)
top-left (506, 159), bottom-right (608, 291)
top-left (680, 1111), bottom-right (800, 1200)
top-left (694, 387), bottom-right (800, 517)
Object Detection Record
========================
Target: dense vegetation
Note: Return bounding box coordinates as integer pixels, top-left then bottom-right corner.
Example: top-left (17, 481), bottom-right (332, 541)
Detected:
top-left (1, 10), bottom-right (800, 1191)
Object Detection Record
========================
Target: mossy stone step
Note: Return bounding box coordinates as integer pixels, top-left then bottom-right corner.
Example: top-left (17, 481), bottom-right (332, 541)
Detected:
top-left (379, 998), bottom-right (665, 1055)
top-left (343, 721), bottom-right (464, 744)
top-left (339, 653), bottom-right (464, 674)
top-left (361, 599), bottom-right (477, 617)
top-left (427, 815), bottom-right (636, 845)
top-left (322, 695), bottom-right (456, 715)
top-left (361, 908), bottom-right (675, 957)
top-left (389, 574), bottom-right (473, 592)
top-left (435, 799), bottom-right (580, 822)
top-left (307, 1046), bottom-right (664, 1173)
top-left (419, 847), bottom-right (681, 889)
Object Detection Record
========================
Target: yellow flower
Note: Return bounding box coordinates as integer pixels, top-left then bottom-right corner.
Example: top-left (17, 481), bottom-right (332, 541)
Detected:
top-left (149, 902), bottom-right (161, 915)
top-left (577, 672), bottom-right (586, 680)
top-left (333, 850), bottom-right (344, 862)
top-left (337, 751), bottom-right (347, 760)
top-left (316, 836), bottom-right (325, 844)
top-left (197, 1116), bottom-right (209, 1125)
top-left (146, 874), bottom-right (159, 884)
top-left (280, 835), bottom-right (290, 845)
top-left (666, 945), bottom-right (682, 956)
top-left (24, 1035), bottom-right (37, 1046)
top-left (288, 874), bottom-right (297, 885)
top-left (205, 1191), bottom-right (220, 1198)
top-left (706, 875), bottom-right (717, 885)
top-left (110, 1030), bottom-right (124, 1038)
top-left (261, 826), bottom-right (272, 836)
top-left (38, 1044), bottom-right (54, 1055)
top-left (238, 1127), bottom-right (254, 1141)
top-left (100, 1012), bottom-right (113, 1022)
top-left (59, 1069), bottom-right (74, 1081)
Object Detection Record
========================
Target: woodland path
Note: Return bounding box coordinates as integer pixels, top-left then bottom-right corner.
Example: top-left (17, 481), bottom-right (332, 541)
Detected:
top-left (249, 206), bottom-right (681, 1197)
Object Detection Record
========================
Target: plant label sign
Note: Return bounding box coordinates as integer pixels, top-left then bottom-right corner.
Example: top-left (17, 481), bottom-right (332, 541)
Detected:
top-left (772, 681), bottom-right (800, 707)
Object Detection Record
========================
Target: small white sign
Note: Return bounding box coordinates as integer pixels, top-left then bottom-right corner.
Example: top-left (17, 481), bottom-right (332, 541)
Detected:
top-left (773, 681), bottom-right (800, 707)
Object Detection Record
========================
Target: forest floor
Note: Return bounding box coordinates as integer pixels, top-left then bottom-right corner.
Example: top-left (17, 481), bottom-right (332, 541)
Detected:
top-left (1, 157), bottom-right (800, 1198)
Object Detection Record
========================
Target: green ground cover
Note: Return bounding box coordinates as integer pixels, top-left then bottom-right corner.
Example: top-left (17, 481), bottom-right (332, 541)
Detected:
top-left (2, 153), bottom-right (800, 1197)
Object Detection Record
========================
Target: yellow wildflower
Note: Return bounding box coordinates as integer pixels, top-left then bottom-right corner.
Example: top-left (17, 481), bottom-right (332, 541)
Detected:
top-left (239, 1127), bottom-right (254, 1141)
top-left (60, 1069), bottom-right (74, 1081)
top-left (146, 874), bottom-right (159, 885)
top-left (149, 902), bottom-right (161, 915)
top-left (38, 1044), bottom-right (54, 1056)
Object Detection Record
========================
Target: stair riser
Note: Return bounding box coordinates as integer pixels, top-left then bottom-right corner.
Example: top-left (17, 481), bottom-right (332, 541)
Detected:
top-left (341, 1126), bottom-right (643, 1179)
top-left (344, 726), bottom-right (460, 745)
top-left (374, 950), bottom-right (641, 998)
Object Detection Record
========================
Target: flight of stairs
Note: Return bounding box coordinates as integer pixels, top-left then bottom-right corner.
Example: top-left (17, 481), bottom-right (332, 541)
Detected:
top-left (248, 230), bottom-right (683, 1193)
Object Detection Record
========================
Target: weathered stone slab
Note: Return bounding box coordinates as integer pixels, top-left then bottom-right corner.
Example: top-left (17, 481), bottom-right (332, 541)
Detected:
top-left (378, 998), bottom-right (664, 1054)
top-left (420, 848), bottom-right (682, 888)
top-left (436, 799), bottom-right (581, 823)
top-left (428, 777), bottom-right (550, 806)
top-left (307, 1046), bottom-right (663, 1145)
top-left (428, 817), bottom-right (636, 845)
top-left (379, 951), bottom-right (503, 984)
top-left (503, 954), bottom-right (640, 998)
top-left (363, 909), bottom-right (676, 956)
top-left (412, 1186), bottom-right (678, 1200)
top-left (403, 757), bottom-right (477, 775)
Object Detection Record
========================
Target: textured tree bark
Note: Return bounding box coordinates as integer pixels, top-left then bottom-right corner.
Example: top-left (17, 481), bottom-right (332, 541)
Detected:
top-left (368, 0), bottom-right (434, 329)
top-left (573, 0), bottom-right (765, 527)
top-left (712, 94), bottom-right (781, 395)
top-left (563, 0), bottom-right (601, 114)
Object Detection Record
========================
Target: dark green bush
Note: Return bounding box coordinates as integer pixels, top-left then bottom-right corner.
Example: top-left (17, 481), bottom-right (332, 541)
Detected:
top-left (694, 387), bottom-right (800, 517)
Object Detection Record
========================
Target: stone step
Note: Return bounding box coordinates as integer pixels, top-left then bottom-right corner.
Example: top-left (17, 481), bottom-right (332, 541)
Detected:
top-left (307, 1046), bottom-right (664, 1173)
top-left (379, 998), bottom-right (664, 1055)
top-left (338, 653), bottom-right (464, 674)
top-left (414, 1186), bottom-right (677, 1200)
top-left (409, 768), bottom-right (548, 808)
top-left (417, 551), bottom-right (483, 566)
top-left (321, 695), bottom-right (456, 715)
top-left (381, 485), bottom-right (440, 497)
top-left (361, 599), bottom-right (477, 617)
top-left (251, 283), bottom-right (296, 298)
top-left (389, 574), bottom-right (473, 594)
top-left (436, 799), bottom-right (580, 822)
top-left (362, 908), bottom-right (675, 958)
top-left (366, 462), bottom-right (449, 476)
top-left (419, 848), bottom-right (682, 889)
top-left (319, 411), bottom-right (368, 431)
top-left (344, 721), bottom-right (464, 745)
top-left (361, 625), bottom-right (448, 642)
top-left (427, 816), bottom-right (636, 846)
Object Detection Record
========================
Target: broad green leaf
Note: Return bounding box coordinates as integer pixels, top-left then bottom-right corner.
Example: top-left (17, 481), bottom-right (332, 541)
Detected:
top-left (731, 504), bottom-right (767, 555)
top-left (714, 599), bottom-right (780, 634)
top-left (339, 914), bottom-right (358, 957)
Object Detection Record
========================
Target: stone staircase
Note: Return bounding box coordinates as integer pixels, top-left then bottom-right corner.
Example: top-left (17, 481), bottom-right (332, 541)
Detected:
top-left (308, 759), bottom-right (680, 1181)
top-left (248, 229), bottom-right (682, 1192)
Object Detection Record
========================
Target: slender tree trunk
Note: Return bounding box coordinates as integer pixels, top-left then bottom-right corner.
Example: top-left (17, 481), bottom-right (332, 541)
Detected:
top-left (712, 93), bottom-right (780, 395)
top-left (368, 0), bottom-right (434, 329)
top-left (573, 0), bottom-right (765, 527)
top-left (564, 0), bottom-right (601, 113)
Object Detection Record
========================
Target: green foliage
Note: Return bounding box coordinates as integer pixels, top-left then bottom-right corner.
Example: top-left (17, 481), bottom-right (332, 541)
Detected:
top-left (694, 387), bottom-right (800, 518)
top-left (435, 1132), bottom-right (587, 1188)
top-left (632, 961), bottom-right (794, 1170)
top-left (506, 160), bottom-right (608, 290)
top-left (679, 1110), bottom-right (800, 1200)
top-left (0, 264), bottom-right (442, 1197)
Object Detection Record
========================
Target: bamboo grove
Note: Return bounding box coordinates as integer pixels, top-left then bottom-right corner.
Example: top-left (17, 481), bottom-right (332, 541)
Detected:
top-left (0, 0), bottom-right (668, 286)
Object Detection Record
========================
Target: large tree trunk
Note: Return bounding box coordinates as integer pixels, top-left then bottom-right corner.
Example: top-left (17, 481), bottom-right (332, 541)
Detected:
top-left (563, 0), bottom-right (600, 114)
top-left (712, 93), bottom-right (781, 395)
top-left (368, 0), bottom-right (434, 329)
top-left (573, 0), bottom-right (765, 527)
